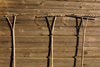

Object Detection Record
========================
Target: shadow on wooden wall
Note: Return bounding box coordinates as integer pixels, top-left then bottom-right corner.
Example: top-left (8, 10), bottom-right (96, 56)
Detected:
top-left (45, 17), bottom-right (51, 67)
top-left (73, 18), bottom-right (82, 67)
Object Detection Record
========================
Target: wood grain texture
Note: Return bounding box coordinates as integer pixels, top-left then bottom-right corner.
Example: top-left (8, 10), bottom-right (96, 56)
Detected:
top-left (1, 47), bottom-right (100, 57)
top-left (0, 58), bottom-right (100, 67)
top-left (0, 36), bottom-right (100, 43)
top-left (0, 1), bottom-right (100, 10)
top-left (0, 36), bottom-right (100, 48)
top-left (1, 42), bottom-right (100, 48)
top-left (0, 0), bottom-right (100, 67)
top-left (1, 26), bottom-right (100, 36)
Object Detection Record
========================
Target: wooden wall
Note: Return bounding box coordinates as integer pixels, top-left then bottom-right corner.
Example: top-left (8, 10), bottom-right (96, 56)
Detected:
top-left (0, 0), bottom-right (100, 67)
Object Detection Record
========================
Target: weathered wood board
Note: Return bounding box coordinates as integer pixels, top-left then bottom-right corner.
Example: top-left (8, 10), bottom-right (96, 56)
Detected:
top-left (0, 58), bottom-right (100, 67)
top-left (0, 0), bottom-right (100, 67)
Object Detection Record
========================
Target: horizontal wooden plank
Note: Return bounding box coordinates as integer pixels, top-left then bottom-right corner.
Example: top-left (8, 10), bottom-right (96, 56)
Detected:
top-left (0, 9), bottom-right (100, 16)
top-left (0, 36), bottom-right (100, 48)
top-left (0, 41), bottom-right (100, 48)
top-left (0, 1), bottom-right (100, 10)
top-left (0, 36), bottom-right (100, 43)
top-left (1, 47), bottom-right (100, 57)
top-left (12, 42), bottom-right (100, 48)
top-left (0, 58), bottom-right (100, 67)
top-left (0, 26), bottom-right (100, 36)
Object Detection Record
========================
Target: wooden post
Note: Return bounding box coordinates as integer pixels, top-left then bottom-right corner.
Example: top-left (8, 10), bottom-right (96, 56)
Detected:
top-left (81, 17), bottom-right (88, 67)
top-left (45, 16), bottom-right (57, 67)
top-left (5, 15), bottom-right (16, 67)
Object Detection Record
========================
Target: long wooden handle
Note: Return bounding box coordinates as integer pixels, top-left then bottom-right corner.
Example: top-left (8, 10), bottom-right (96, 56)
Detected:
top-left (5, 16), bottom-right (16, 67)
top-left (81, 17), bottom-right (88, 67)
top-left (51, 16), bottom-right (56, 67)
top-left (12, 16), bottom-right (16, 67)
